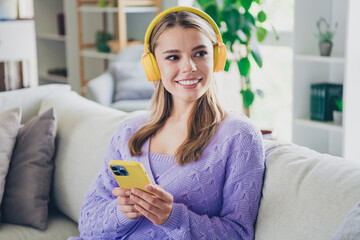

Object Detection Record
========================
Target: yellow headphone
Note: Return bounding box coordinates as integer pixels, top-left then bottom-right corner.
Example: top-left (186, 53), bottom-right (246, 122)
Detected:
top-left (141, 6), bottom-right (227, 82)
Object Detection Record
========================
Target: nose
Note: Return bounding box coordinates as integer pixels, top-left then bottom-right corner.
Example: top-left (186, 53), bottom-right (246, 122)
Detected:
top-left (181, 57), bottom-right (197, 73)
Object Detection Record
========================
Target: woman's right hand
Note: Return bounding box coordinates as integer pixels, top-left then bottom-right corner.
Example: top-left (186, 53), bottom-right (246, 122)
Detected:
top-left (112, 187), bottom-right (142, 219)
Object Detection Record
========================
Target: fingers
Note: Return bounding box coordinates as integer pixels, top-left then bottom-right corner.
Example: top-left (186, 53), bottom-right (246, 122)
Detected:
top-left (115, 195), bottom-right (135, 206)
top-left (112, 187), bottom-right (130, 197)
top-left (124, 212), bottom-right (142, 219)
top-left (119, 203), bottom-right (138, 214)
top-left (130, 186), bottom-right (173, 225)
top-left (112, 187), bottom-right (142, 219)
top-left (134, 202), bottom-right (161, 224)
top-left (130, 192), bottom-right (163, 216)
top-left (146, 184), bottom-right (173, 203)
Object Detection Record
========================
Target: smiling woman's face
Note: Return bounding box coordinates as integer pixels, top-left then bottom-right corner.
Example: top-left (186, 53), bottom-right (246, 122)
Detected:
top-left (154, 26), bottom-right (214, 104)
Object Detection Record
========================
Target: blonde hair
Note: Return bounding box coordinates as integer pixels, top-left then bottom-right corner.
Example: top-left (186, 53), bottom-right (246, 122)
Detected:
top-left (129, 11), bottom-right (225, 166)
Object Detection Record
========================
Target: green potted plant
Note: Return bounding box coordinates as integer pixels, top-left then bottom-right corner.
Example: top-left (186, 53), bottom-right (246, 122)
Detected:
top-left (333, 97), bottom-right (342, 124)
top-left (314, 17), bottom-right (337, 56)
top-left (95, 30), bottom-right (112, 53)
top-left (195, 0), bottom-right (278, 116)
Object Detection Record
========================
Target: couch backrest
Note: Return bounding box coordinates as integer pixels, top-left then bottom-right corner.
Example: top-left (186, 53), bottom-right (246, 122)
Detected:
top-left (39, 90), bottom-right (146, 223)
top-left (0, 84), bottom-right (71, 123)
top-left (255, 140), bottom-right (360, 240)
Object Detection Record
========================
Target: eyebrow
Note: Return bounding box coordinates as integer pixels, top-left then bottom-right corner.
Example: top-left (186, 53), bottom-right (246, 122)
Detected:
top-left (162, 45), bottom-right (208, 54)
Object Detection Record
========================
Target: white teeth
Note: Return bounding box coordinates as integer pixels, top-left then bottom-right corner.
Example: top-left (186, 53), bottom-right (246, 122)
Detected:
top-left (178, 79), bottom-right (200, 85)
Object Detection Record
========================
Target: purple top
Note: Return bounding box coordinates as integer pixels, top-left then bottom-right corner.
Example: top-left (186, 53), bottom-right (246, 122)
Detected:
top-left (76, 112), bottom-right (265, 239)
top-left (148, 152), bottom-right (174, 181)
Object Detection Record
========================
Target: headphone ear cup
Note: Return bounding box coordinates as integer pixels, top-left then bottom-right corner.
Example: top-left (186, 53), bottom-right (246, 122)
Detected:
top-left (213, 42), bottom-right (227, 72)
top-left (141, 52), bottom-right (161, 82)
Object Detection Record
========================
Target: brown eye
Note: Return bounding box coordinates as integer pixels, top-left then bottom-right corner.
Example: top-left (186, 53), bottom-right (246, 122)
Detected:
top-left (166, 55), bottom-right (179, 61)
top-left (195, 51), bottom-right (208, 57)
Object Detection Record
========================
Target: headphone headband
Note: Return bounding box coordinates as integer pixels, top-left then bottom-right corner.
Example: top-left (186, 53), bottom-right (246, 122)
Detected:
top-left (143, 6), bottom-right (223, 53)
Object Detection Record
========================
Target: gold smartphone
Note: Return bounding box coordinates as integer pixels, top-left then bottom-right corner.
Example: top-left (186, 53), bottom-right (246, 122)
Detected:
top-left (109, 160), bottom-right (153, 194)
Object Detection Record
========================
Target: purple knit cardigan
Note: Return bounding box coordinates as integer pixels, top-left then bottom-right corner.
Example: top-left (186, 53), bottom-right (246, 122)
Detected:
top-left (75, 112), bottom-right (265, 240)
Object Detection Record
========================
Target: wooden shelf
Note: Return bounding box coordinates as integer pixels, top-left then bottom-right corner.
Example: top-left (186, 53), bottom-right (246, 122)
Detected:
top-left (295, 54), bottom-right (345, 64)
top-left (294, 117), bottom-right (342, 133)
top-left (79, 5), bottom-right (158, 13)
top-left (76, 0), bottom-right (161, 95)
top-left (81, 48), bottom-right (117, 60)
top-left (37, 33), bottom-right (66, 42)
top-left (39, 73), bottom-right (68, 84)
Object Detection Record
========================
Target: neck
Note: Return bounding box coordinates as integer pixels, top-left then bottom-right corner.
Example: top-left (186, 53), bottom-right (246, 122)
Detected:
top-left (169, 98), bottom-right (197, 122)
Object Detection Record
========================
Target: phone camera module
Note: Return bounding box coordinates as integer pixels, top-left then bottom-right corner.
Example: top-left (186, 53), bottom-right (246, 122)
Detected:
top-left (110, 165), bottom-right (129, 176)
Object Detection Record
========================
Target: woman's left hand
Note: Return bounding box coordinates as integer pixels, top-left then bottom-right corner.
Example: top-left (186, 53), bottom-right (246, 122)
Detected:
top-left (130, 184), bottom-right (173, 225)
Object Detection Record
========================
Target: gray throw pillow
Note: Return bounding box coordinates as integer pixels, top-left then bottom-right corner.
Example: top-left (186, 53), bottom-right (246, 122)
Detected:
top-left (111, 61), bottom-right (154, 101)
top-left (0, 107), bottom-right (21, 222)
top-left (331, 201), bottom-right (360, 240)
top-left (1, 108), bottom-right (57, 230)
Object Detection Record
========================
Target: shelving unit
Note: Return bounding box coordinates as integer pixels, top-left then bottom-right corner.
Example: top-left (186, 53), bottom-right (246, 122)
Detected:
top-left (76, 0), bottom-right (161, 95)
top-left (292, 0), bottom-right (360, 159)
top-left (33, 0), bottom-right (68, 85)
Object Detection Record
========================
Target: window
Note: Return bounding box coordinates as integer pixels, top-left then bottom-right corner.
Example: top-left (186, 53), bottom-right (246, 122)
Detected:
top-left (251, 0), bottom-right (294, 141)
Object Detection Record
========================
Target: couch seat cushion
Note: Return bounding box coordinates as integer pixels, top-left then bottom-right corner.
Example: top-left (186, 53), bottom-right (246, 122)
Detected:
top-left (0, 207), bottom-right (79, 240)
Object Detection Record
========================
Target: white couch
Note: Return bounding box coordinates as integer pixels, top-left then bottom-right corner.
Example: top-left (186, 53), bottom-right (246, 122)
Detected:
top-left (0, 84), bottom-right (359, 240)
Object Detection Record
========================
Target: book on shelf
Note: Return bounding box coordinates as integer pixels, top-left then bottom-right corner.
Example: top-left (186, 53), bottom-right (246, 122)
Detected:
top-left (310, 83), bottom-right (343, 121)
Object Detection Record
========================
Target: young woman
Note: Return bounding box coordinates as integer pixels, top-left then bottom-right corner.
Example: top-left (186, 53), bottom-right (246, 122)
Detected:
top-left (77, 6), bottom-right (265, 240)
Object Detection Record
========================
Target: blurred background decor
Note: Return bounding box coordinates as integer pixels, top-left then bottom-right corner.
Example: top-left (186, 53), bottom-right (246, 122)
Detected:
top-left (0, 0), bottom-right (37, 91)
top-left (95, 30), bottom-right (112, 53)
top-left (333, 97), bottom-right (343, 124)
top-left (314, 17), bottom-right (337, 56)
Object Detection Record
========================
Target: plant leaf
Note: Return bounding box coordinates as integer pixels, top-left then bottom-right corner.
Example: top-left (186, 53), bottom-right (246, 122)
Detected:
top-left (222, 31), bottom-right (236, 46)
top-left (240, 0), bottom-right (253, 11)
top-left (196, 0), bottom-right (216, 7)
top-left (244, 12), bottom-right (255, 26)
top-left (250, 45), bottom-right (263, 68)
top-left (223, 7), bottom-right (242, 32)
top-left (256, 27), bottom-right (267, 42)
top-left (238, 57), bottom-right (251, 77)
top-left (224, 59), bottom-right (231, 72)
top-left (240, 88), bottom-right (255, 108)
top-left (224, 0), bottom-right (237, 7)
top-left (203, 3), bottom-right (220, 25)
top-left (243, 25), bottom-right (252, 40)
top-left (257, 10), bottom-right (266, 22)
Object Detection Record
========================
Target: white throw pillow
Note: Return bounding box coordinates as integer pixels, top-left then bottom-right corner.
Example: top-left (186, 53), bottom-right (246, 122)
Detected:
top-left (0, 107), bottom-right (21, 218)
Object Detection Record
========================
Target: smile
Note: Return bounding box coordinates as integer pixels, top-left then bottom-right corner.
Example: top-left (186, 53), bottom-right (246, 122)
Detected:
top-left (177, 78), bottom-right (201, 86)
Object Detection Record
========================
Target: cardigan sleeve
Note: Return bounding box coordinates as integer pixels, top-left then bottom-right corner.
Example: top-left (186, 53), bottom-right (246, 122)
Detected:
top-left (77, 125), bottom-right (144, 239)
top-left (159, 126), bottom-right (265, 240)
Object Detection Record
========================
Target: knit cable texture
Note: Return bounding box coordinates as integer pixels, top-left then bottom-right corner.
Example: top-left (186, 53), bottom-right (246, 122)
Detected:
top-left (77, 112), bottom-right (265, 240)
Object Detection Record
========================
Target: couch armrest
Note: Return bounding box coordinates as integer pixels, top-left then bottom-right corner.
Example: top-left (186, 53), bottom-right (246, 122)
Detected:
top-left (85, 72), bottom-right (114, 106)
